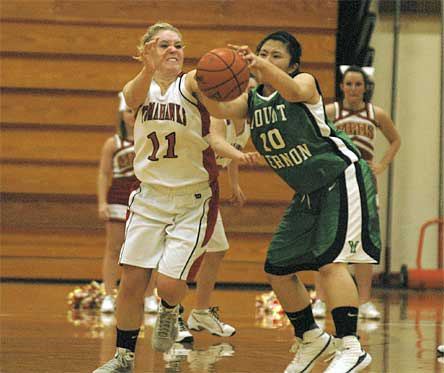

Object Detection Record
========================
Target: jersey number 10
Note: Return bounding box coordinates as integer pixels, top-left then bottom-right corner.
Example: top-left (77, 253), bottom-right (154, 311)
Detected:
top-left (259, 128), bottom-right (286, 152)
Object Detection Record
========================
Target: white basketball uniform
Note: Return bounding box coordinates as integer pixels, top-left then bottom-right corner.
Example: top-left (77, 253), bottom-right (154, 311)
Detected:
top-left (205, 120), bottom-right (251, 253)
top-left (106, 134), bottom-right (139, 222)
top-left (119, 73), bottom-right (219, 280)
top-left (332, 101), bottom-right (379, 162)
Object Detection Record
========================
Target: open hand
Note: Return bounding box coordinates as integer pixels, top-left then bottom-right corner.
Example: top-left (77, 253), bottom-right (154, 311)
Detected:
top-left (98, 203), bottom-right (110, 220)
top-left (238, 151), bottom-right (261, 165)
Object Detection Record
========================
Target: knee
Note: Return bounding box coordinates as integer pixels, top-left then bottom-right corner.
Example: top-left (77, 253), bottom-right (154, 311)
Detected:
top-left (119, 267), bottom-right (149, 299)
top-left (319, 262), bottom-right (347, 278)
top-left (266, 272), bottom-right (296, 286)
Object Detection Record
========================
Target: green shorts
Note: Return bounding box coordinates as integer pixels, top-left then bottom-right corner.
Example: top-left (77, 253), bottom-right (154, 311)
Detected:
top-left (265, 159), bottom-right (381, 276)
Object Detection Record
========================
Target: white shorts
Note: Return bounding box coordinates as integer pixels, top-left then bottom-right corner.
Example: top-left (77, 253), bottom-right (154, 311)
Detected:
top-left (108, 204), bottom-right (128, 222)
top-left (205, 211), bottom-right (229, 252)
top-left (119, 181), bottom-right (218, 280)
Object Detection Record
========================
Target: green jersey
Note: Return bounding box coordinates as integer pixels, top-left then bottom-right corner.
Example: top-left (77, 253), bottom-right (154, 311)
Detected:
top-left (248, 84), bottom-right (361, 193)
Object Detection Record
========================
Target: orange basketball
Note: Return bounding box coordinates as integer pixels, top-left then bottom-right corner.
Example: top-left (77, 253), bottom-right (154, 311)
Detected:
top-left (196, 48), bottom-right (249, 102)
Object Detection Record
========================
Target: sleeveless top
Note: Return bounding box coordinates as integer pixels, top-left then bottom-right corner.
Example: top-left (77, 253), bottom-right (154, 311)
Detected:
top-left (332, 101), bottom-right (379, 161)
top-left (248, 79), bottom-right (361, 193)
top-left (133, 73), bottom-right (218, 188)
top-left (216, 120), bottom-right (250, 168)
top-left (107, 134), bottom-right (139, 205)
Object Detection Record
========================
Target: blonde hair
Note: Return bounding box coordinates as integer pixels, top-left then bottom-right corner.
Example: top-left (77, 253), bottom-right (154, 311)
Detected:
top-left (136, 22), bottom-right (182, 56)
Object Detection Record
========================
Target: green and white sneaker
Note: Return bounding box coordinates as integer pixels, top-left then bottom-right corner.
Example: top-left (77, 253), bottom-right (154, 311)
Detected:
top-left (93, 347), bottom-right (134, 372)
top-left (152, 303), bottom-right (179, 352)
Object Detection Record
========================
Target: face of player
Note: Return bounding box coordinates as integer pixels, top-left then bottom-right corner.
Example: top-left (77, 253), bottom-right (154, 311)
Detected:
top-left (122, 108), bottom-right (136, 129)
top-left (341, 72), bottom-right (366, 104)
top-left (257, 40), bottom-right (297, 77)
top-left (154, 30), bottom-right (184, 76)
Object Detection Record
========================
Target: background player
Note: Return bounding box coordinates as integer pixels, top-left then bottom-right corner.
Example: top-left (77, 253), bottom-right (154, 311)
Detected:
top-left (312, 65), bottom-right (401, 320)
top-left (176, 116), bottom-right (251, 343)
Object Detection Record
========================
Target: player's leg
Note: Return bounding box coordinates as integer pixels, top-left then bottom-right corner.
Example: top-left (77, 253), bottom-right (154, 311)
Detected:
top-left (194, 251), bottom-right (225, 309)
top-left (94, 185), bottom-right (170, 371)
top-left (319, 161), bottom-right (380, 372)
top-left (355, 263), bottom-right (381, 319)
top-left (311, 272), bottom-right (327, 318)
top-left (153, 182), bottom-right (218, 351)
top-left (94, 264), bottom-right (152, 373)
top-left (264, 195), bottom-right (335, 373)
top-left (143, 271), bottom-right (159, 313)
top-left (187, 213), bottom-right (235, 337)
top-left (101, 221), bottom-right (125, 313)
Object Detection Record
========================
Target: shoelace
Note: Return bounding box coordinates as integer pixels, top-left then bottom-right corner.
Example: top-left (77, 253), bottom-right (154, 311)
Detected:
top-left (113, 350), bottom-right (134, 368)
top-left (325, 340), bottom-right (346, 365)
top-left (158, 309), bottom-right (177, 337)
top-left (177, 314), bottom-right (188, 332)
top-left (288, 339), bottom-right (306, 363)
top-left (208, 306), bottom-right (224, 324)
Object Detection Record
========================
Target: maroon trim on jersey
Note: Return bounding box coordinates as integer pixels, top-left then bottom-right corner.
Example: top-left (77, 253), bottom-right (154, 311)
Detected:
top-left (336, 101), bottom-right (379, 127)
top-left (107, 176), bottom-right (140, 205)
top-left (108, 217), bottom-right (126, 223)
top-left (197, 99), bottom-right (219, 183)
top-left (186, 180), bottom-right (220, 281)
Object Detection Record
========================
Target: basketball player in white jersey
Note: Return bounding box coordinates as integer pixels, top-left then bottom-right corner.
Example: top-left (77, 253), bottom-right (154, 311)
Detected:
top-left (94, 22), bottom-right (258, 373)
top-left (312, 65), bottom-right (401, 320)
top-left (175, 117), bottom-right (251, 343)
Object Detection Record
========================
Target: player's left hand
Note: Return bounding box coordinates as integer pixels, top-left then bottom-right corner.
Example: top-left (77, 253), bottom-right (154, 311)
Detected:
top-left (229, 185), bottom-right (247, 207)
top-left (368, 161), bottom-right (386, 176)
top-left (228, 44), bottom-right (263, 80)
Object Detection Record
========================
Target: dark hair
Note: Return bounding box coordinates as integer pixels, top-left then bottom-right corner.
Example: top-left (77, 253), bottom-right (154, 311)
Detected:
top-left (341, 65), bottom-right (373, 102)
top-left (256, 31), bottom-right (302, 76)
top-left (118, 115), bottom-right (128, 140)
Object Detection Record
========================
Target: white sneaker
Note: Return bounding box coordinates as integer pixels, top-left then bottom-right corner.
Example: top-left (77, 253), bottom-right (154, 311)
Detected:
top-left (100, 295), bottom-right (115, 313)
top-left (93, 347), bottom-right (134, 372)
top-left (151, 303), bottom-right (179, 352)
top-left (187, 343), bottom-right (235, 371)
top-left (284, 328), bottom-right (335, 373)
top-left (176, 305), bottom-right (194, 343)
top-left (163, 342), bottom-right (192, 370)
top-left (359, 301), bottom-right (381, 319)
top-left (187, 307), bottom-right (236, 337)
top-left (144, 295), bottom-right (159, 314)
top-left (324, 336), bottom-right (372, 372)
top-left (312, 299), bottom-right (327, 319)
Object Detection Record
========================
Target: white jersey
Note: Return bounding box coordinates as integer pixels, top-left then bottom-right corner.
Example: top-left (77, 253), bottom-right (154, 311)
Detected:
top-left (216, 120), bottom-right (251, 168)
top-left (133, 73), bottom-right (218, 188)
top-left (333, 102), bottom-right (379, 162)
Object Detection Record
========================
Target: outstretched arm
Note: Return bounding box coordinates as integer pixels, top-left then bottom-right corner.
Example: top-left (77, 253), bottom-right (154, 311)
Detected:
top-left (230, 44), bottom-right (319, 104)
top-left (123, 38), bottom-right (173, 110)
top-left (372, 106), bottom-right (401, 175)
top-left (207, 117), bottom-right (259, 165)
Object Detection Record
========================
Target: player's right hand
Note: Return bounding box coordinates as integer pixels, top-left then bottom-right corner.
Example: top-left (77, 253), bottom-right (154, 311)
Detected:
top-left (98, 203), bottom-right (110, 220)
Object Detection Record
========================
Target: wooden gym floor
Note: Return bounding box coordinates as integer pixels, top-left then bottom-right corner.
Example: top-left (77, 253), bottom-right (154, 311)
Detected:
top-left (0, 282), bottom-right (443, 373)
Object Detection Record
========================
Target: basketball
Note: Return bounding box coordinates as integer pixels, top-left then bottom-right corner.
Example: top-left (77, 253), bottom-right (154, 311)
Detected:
top-left (196, 48), bottom-right (250, 102)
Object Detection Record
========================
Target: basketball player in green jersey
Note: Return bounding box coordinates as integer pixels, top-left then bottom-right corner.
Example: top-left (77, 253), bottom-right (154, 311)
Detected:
top-left (199, 31), bottom-right (379, 372)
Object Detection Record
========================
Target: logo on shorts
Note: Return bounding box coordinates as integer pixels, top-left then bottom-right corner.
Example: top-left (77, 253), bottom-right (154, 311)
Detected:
top-left (194, 193), bottom-right (202, 199)
top-left (348, 240), bottom-right (360, 254)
